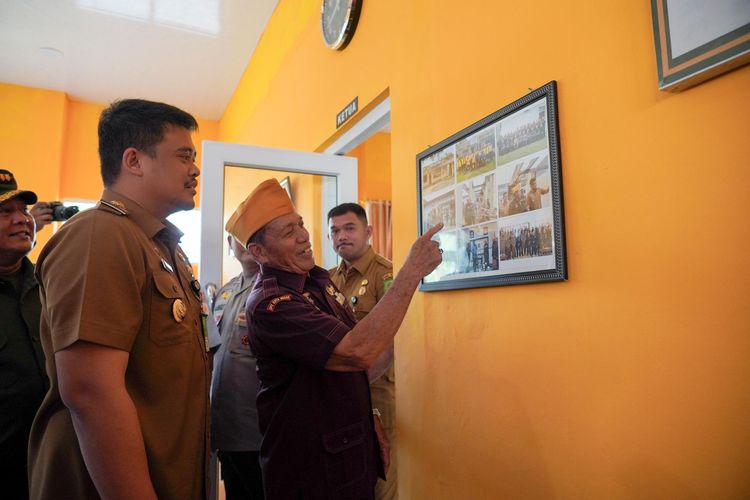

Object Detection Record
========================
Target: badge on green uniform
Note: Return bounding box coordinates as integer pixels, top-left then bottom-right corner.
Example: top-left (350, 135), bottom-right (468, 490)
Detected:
top-left (383, 272), bottom-right (393, 293)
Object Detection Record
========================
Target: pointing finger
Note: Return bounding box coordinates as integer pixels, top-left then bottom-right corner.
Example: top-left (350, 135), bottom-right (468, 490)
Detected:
top-left (421, 223), bottom-right (444, 241)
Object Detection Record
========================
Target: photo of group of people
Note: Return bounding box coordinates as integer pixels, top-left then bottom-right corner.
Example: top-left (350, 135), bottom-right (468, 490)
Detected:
top-left (456, 128), bottom-right (496, 183)
top-left (419, 92), bottom-right (562, 286)
top-left (496, 100), bottom-right (548, 166)
top-left (458, 223), bottom-right (499, 273)
top-left (498, 221), bottom-right (553, 261)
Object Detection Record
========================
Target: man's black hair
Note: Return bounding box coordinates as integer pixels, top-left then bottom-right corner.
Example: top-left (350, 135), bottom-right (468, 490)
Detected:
top-left (247, 226), bottom-right (267, 247)
top-left (327, 202), bottom-right (368, 225)
top-left (98, 99), bottom-right (198, 187)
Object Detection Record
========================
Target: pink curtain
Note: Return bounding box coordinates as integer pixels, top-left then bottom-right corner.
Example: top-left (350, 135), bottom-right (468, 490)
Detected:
top-left (364, 199), bottom-right (392, 260)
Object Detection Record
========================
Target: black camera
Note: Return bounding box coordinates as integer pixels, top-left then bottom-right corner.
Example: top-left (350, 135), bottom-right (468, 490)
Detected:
top-left (47, 201), bottom-right (79, 221)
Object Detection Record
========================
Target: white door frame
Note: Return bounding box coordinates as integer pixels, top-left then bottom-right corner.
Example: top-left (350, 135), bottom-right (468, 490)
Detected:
top-left (323, 97), bottom-right (390, 154)
top-left (199, 97), bottom-right (391, 290)
top-left (199, 143), bottom-right (357, 289)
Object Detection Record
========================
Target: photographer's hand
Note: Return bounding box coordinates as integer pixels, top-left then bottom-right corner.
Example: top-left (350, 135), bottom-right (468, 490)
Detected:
top-left (30, 202), bottom-right (54, 232)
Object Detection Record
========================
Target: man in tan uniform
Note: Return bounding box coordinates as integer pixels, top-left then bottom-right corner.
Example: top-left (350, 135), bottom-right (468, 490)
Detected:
top-left (526, 177), bottom-right (549, 211)
top-left (28, 99), bottom-right (209, 500)
top-left (328, 202), bottom-right (397, 500)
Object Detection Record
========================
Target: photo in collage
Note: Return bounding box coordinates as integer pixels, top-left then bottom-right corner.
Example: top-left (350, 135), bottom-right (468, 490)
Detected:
top-left (420, 94), bottom-right (559, 284)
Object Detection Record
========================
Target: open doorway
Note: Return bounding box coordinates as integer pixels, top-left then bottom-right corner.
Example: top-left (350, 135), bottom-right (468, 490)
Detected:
top-left (322, 94), bottom-right (392, 261)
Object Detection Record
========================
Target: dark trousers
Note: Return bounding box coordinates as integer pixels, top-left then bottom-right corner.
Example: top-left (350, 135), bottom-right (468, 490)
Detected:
top-left (218, 450), bottom-right (264, 500)
top-left (1, 433), bottom-right (30, 500)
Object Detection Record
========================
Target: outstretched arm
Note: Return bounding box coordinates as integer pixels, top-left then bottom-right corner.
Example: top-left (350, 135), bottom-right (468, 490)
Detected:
top-left (325, 224), bottom-right (443, 371)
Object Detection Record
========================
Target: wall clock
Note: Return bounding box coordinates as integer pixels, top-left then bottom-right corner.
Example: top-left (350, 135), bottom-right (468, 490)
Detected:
top-left (321, 0), bottom-right (362, 50)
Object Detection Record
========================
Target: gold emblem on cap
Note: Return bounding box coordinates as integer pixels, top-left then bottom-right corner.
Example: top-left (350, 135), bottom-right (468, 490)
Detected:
top-left (358, 286), bottom-right (367, 296)
top-left (172, 299), bottom-right (187, 322)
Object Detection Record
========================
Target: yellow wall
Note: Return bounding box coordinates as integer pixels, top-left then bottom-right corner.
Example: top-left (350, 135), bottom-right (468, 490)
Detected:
top-left (348, 131), bottom-right (392, 202)
top-left (220, 0), bottom-right (750, 498)
top-left (0, 84), bottom-right (218, 260)
top-left (0, 83), bottom-right (68, 260)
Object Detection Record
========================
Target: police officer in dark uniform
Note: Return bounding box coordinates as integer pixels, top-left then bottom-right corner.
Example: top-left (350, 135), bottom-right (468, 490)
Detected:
top-left (225, 179), bottom-right (443, 500)
top-left (0, 170), bottom-right (48, 500)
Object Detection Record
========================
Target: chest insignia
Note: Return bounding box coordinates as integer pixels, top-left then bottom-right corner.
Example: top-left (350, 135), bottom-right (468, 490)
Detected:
top-left (334, 292), bottom-right (346, 305)
top-left (325, 284), bottom-right (336, 296)
top-left (383, 273), bottom-right (394, 293)
top-left (160, 259), bottom-right (174, 273)
top-left (303, 292), bottom-right (321, 311)
top-left (267, 294), bottom-right (292, 312)
top-left (190, 279), bottom-right (202, 299)
top-left (358, 286), bottom-right (367, 296)
top-left (172, 299), bottom-right (187, 322)
top-left (235, 311), bottom-right (247, 327)
top-left (221, 290), bottom-right (232, 300)
top-left (240, 334), bottom-right (250, 346)
top-left (361, 279), bottom-right (369, 286)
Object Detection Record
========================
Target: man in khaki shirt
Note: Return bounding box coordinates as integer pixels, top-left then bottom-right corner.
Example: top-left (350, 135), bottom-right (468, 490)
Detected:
top-left (328, 202), bottom-right (397, 500)
top-left (28, 99), bottom-right (209, 500)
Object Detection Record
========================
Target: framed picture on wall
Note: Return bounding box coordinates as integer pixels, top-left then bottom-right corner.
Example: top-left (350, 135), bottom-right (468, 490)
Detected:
top-left (650, 0), bottom-right (750, 92)
top-left (416, 81), bottom-right (567, 291)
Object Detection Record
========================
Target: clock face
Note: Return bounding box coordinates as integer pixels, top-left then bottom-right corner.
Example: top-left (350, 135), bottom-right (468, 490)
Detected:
top-left (321, 0), bottom-right (362, 50)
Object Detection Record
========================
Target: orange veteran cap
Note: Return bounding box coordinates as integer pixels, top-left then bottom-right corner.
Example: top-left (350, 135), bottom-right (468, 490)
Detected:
top-left (226, 178), bottom-right (296, 247)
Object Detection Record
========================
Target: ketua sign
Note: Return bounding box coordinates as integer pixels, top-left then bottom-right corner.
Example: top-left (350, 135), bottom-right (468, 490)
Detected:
top-left (336, 97), bottom-right (358, 128)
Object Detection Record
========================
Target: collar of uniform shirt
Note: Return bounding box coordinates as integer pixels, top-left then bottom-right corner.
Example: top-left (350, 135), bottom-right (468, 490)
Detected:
top-left (261, 265), bottom-right (332, 293)
top-left (336, 245), bottom-right (375, 278)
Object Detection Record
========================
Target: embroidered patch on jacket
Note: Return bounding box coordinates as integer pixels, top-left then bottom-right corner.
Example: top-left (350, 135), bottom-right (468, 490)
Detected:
top-left (266, 294), bottom-right (292, 312)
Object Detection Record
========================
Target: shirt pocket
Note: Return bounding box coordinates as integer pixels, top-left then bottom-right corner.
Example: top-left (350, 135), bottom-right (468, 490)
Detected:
top-left (228, 311), bottom-right (252, 355)
top-left (353, 291), bottom-right (377, 322)
top-left (322, 421), bottom-right (367, 487)
top-left (149, 272), bottom-right (192, 346)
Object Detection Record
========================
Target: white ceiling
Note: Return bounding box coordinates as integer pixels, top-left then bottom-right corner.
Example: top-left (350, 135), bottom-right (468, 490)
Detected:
top-left (0, 0), bottom-right (279, 120)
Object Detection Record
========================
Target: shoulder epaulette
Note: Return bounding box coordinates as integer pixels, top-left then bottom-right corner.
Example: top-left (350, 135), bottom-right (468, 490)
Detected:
top-left (98, 199), bottom-right (128, 216)
top-left (374, 253), bottom-right (393, 269)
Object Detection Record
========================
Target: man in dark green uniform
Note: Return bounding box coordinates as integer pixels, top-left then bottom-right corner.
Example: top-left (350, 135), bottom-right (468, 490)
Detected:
top-left (0, 170), bottom-right (48, 500)
top-left (328, 202), bottom-right (397, 500)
